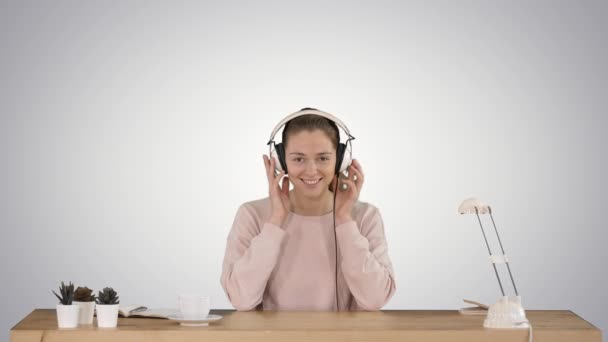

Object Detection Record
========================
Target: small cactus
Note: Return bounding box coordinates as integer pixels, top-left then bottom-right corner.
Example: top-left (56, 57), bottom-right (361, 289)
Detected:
top-left (74, 286), bottom-right (96, 302)
top-left (95, 287), bottom-right (119, 305)
top-left (52, 281), bottom-right (75, 305)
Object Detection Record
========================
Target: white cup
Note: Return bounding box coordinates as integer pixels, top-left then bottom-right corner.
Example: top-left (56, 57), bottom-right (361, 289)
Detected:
top-left (178, 294), bottom-right (210, 319)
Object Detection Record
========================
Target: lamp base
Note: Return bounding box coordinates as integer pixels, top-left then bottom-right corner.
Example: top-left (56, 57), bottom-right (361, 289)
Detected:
top-left (484, 295), bottom-right (529, 329)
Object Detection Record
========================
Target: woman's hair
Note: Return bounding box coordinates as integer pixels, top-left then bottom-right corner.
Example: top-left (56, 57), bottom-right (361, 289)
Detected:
top-left (282, 109), bottom-right (340, 150)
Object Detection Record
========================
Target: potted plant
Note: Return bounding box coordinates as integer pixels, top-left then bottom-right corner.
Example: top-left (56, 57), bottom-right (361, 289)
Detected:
top-left (52, 281), bottom-right (79, 328)
top-left (73, 286), bottom-right (96, 324)
top-left (95, 287), bottom-right (120, 328)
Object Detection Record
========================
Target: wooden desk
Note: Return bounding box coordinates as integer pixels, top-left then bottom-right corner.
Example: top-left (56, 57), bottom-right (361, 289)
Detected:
top-left (11, 309), bottom-right (601, 342)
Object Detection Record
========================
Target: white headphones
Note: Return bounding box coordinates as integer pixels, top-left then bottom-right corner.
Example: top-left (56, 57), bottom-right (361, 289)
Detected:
top-left (266, 108), bottom-right (355, 175)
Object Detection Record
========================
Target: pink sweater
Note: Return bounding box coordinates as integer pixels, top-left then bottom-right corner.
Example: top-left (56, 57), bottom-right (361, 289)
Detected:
top-left (220, 197), bottom-right (396, 311)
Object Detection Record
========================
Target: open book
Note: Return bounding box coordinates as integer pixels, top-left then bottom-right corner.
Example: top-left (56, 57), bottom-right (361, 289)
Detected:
top-left (118, 305), bottom-right (179, 319)
top-left (458, 299), bottom-right (489, 316)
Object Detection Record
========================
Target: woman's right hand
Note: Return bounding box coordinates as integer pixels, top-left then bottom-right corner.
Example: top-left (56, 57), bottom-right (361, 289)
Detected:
top-left (263, 154), bottom-right (290, 226)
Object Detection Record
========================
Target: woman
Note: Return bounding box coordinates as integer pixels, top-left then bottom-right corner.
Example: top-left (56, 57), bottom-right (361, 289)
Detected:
top-left (220, 109), bottom-right (396, 311)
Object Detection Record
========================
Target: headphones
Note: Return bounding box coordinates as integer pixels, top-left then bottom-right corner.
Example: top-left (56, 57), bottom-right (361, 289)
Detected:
top-left (267, 107), bottom-right (355, 176)
top-left (266, 107), bottom-right (356, 312)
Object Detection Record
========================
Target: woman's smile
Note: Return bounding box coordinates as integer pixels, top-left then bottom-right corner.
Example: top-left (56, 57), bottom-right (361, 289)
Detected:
top-left (301, 177), bottom-right (322, 186)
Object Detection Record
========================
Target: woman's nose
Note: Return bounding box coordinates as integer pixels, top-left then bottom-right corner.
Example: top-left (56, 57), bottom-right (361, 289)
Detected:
top-left (305, 160), bottom-right (318, 172)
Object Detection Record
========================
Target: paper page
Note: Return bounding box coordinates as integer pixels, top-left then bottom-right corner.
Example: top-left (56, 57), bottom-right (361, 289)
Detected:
top-left (127, 308), bottom-right (180, 319)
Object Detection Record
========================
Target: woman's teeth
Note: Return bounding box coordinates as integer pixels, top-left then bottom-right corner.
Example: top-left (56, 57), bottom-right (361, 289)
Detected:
top-left (302, 178), bottom-right (321, 185)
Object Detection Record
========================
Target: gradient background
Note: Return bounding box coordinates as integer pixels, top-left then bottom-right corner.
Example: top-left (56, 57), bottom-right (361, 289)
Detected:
top-left (1, 1), bottom-right (606, 341)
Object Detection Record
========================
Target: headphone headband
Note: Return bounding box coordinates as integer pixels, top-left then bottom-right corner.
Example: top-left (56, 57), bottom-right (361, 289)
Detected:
top-left (267, 108), bottom-right (354, 145)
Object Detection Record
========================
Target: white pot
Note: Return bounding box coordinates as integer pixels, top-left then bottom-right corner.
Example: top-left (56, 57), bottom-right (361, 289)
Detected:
top-left (96, 303), bottom-right (119, 328)
top-left (56, 304), bottom-right (80, 328)
top-left (73, 301), bottom-right (95, 324)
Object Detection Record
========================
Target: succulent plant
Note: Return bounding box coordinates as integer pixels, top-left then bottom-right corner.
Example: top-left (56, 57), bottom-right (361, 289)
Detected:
top-left (52, 281), bottom-right (75, 305)
top-left (95, 287), bottom-right (119, 305)
top-left (74, 286), bottom-right (96, 302)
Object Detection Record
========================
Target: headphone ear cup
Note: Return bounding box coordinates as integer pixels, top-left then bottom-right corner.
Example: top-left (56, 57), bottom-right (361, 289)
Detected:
top-left (274, 143), bottom-right (288, 174)
top-left (270, 143), bottom-right (285, 173)
top-left (335, 143), bottom-right (348, 174)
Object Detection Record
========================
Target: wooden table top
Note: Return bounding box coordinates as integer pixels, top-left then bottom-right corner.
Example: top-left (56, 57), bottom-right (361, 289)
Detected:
top-left (11, 309), bottom-right (602, 342)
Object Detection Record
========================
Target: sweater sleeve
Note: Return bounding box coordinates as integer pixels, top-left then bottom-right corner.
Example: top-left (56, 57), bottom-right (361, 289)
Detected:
top-left (335, 206), bottom-right (396, 311)
top-left (220, 204), bottom-right (286, 311)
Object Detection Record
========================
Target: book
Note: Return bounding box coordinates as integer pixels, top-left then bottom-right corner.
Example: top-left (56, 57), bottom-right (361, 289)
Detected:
top-left (458, 299), bottom-right (489, 316)
top-left (462, 299), bottom-right (489, 309)
top-left (458, 307), bottom-right (488, 316)
top-left (117, 305), bottom-right (179, 319)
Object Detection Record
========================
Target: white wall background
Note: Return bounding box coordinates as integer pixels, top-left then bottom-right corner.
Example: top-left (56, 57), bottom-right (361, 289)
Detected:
top-left (1, 1), bottom-right (606, 341)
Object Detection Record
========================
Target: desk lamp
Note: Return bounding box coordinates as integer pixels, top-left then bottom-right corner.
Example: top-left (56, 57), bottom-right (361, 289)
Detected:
top-left (458, 197), bottom-right (530, 329)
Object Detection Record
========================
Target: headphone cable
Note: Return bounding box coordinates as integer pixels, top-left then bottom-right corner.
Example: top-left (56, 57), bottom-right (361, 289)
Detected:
top-left (333, 170), bottom-right (339, 312)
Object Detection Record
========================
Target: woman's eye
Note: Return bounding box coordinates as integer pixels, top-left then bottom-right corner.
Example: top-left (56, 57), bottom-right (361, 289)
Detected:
top-left (294, 158), bottom-right (303, 162)
top-left (321, 157), bottom-right (330, 161)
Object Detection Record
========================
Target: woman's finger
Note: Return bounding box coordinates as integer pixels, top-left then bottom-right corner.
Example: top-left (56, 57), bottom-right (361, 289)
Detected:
top-left (264, 155), bottom-right (273, 182)
top-left (269, 169), bottom-right (283, 194)
top-left (270, 156), bottom-right (275, 176)
top-left (350, 162), bottom-right (363, 179)
top-left (274, 170), bottom-right (285, 188)
top-left (352, 159), bottom-right (363, 175)
top-left (281, 176), bottom-right (290, 196)
top-left (350, 165), bottom-right (364, 188)
top-left (340, 178), bottom-right (358, 195)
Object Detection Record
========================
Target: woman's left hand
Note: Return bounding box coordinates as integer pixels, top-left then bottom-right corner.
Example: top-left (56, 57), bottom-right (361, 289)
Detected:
top-left (330, 159), bottom-right (365, 225)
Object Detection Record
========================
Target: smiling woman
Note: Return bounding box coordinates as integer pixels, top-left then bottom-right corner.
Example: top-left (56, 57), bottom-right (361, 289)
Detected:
top-left (220, 108), bottom-right (396, 312)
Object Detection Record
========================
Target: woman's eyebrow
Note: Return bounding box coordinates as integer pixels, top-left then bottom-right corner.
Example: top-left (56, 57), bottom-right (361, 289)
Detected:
top-left (288, 152), bottom-right (333, 156)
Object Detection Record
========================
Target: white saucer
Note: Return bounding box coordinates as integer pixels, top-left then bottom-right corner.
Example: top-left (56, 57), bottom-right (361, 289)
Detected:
top-left (167, 314), bottom-right (223, 326)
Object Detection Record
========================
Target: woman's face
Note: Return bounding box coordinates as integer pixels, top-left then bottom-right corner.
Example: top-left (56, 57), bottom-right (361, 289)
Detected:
top-left (284, 129), bottom-right (336, 198)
